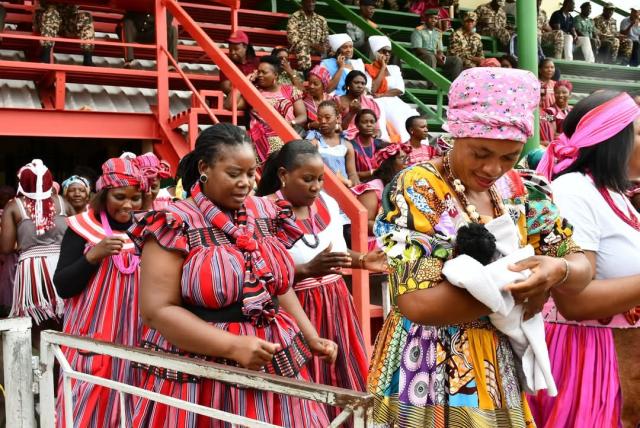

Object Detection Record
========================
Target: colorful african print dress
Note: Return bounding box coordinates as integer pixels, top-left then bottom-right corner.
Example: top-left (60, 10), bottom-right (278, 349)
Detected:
top-left (368, 163), bottom-right (581, 427)
top-left (286, 192), bottom-right (368, 423)
top-left (128, 185), bottom-right (329, 428)
top-left (56, 209), bottom-right (141, 427)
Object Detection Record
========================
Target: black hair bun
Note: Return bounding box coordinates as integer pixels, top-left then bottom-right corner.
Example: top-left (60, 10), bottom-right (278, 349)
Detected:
top-left (455, 223), bottom-right (497, 266)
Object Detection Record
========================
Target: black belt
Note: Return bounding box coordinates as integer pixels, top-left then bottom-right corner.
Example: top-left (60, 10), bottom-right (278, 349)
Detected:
top-left (185, 297), bottom-right (280, 323)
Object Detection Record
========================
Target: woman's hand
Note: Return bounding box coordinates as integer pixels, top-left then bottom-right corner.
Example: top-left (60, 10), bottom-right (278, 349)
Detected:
top-left (301, 243), bottom-right (352, 277)
top-left (522, 289), bottom-right (551, 321)
top-left (85, 237), bottom-right (124, 264)
top-left (363, 250), bottom-right (389, 273)
top-left (307, 336), bottom-right (338, 363)
top-left (504, 256), bottom-right (567, 303)
top-left (337, 54), bottom-right (346, 69)
top-left (307, 120), bottom-right (320, 130)
top-left (348, 98), bottom-right (361, 113)
top-left (247, 70), bottom-right (258, 83)
top-left (228, 335), bottom-right (281, 371)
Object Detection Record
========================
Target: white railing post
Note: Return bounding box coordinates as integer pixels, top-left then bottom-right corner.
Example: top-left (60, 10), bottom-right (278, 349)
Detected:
top-left (39, 332), bottom-right (56, 428)
top-left (1, 317), bottom-right (35, 428)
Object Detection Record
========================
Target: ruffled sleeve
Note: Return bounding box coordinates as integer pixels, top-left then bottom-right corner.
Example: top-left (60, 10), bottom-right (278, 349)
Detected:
top-left (128, 210), bottom-right (189, 255)
top-left (373, 163), bottom-right (455, 298)
top-left (521, 170), bottom-right (582, 257)
top-left (272, 199), bottom-right (303, 249)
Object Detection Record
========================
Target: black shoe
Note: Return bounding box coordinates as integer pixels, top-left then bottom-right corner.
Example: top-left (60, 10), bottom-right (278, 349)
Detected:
top-left (83, 53), bottom-right (94, 66)
top-left (41, 47), bottom-right (52, 63)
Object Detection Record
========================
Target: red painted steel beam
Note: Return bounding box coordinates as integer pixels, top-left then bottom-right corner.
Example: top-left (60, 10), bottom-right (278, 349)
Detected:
top-left (0, 109), bottom-right (160, 140)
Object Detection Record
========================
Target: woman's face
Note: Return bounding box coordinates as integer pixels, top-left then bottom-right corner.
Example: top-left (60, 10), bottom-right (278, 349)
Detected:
top-left (199, 144), bottom-right (257, 211)
top-left (356, 112), bottom-right (376, 137)
top-left (106, 186), bottom-right (143, 223)
top-left (451, 138), bottom-right (523, 192)
top-left (339, 42), bottom-right (354, 59)
top-left (377, 47), bottom-right (392, 63)
top-left (317, 105), bottom-right (338, 135)
top-left (500, 59), bottom-right (512, 68)
top-left (555, 86), bottom-right (571, 108)
top-left (65, 183), bottom-right (89, 212)
top-left (628, 118), bottom-right (640, 180)
top-left (276, 50), bottom-right (289, 63)
top-left (256, 62), bottom-right (278, 89)
top-left (229, 42), bottom-right (247, 64)
top-left (540, 61), bottom-right (555, 80)
top-left (307, 75), bottom-right (324, 97)
top-left (392, 151), bottom-right (408, 173)
top-left (279, 154), bottom-right (325, 207)
top-left (348, 75), bottom-right (367, 97)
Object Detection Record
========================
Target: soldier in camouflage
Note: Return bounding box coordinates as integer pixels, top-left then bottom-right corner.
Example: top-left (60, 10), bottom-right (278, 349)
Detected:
top-left (475, 0), bottom-right (511, 49)
top-left (36, 1), bottom-right (95, 66)
top-left (594, 2), bottom-right (632, 64)
top-left (286, 0), bottom-right (329, 73)
top-left (448, 12), bottom-right (484, 69)
top-left (538, 0), bottom-right (564, 59)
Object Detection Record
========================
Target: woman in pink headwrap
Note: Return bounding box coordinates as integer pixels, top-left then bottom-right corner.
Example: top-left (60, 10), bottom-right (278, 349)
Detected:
top-left (531, 90), bottom-right (640, 428)
top-left (53, 156), bottom-right (146, 427)
top-left (303, 64), bottom-right (333, 131)
top-left (539, 80), bottom-right (573, 146)
top-left (0, 159), bottom-right (69, 326)
top-left (134, 152), bottom-right (172, 210)
top-left (368, 68), bottom-right (592, 427)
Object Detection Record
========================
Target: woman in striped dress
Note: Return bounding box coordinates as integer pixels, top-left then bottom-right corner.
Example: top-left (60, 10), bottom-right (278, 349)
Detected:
top-left (129, 124), bottom-right (337, 428)
top-left (256, 140), bottom-right (387, 424)
top-left (53, 156), bottom-right (147, 427)
top-left (0, 159), bottom-right (67, 327)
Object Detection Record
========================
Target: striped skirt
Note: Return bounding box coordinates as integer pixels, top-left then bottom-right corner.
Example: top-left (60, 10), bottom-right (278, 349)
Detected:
top-left (294, 274), bottom-right (369, 425)
top-left (10, 244), bottom-right (64, 324)
top-left (527, 322), bottom-right (622, 428)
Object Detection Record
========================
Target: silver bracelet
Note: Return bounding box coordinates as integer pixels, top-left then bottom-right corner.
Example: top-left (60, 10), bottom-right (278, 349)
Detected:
top-left (556, 258), bottom-right (570, 287)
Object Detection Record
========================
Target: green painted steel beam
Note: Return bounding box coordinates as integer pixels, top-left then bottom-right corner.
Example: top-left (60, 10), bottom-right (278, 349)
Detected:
top-left (516, 0), bottom-right (540, 155)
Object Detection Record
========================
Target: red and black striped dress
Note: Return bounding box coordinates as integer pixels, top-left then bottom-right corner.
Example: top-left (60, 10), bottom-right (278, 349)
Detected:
top-left (128, 193), bottom-right (329, 428)
top-left (286, 192), bottom-right (369, 422)
top-left (55, 210), bottom-right (141, 427)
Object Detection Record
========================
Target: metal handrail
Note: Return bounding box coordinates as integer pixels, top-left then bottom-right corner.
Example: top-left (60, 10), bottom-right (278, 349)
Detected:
top-left (39, 331), bottom-right (374, 428)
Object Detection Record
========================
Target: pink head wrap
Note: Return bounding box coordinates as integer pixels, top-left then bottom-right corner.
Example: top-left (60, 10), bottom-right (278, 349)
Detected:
top-left (135, 152), bottom-right (172, 182)
top-left (555, 80), bottom-right (573, 92)
top-left (445, 68), bottom-right (540, 143)
top-left (536, 92), bottom-right (640, 180)
top-left (96, 157), bottom-right (148, 192)
top-left (309, 65), bottom-right (331, 89)
top-left (374, 143), bottom-right (412, 166)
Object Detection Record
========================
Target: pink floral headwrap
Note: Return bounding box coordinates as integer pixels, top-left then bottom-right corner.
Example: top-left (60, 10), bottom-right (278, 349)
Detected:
top-left (309, 65), bottom-right (331, 89)
top-left (444, 68), bottom-right (540, 143)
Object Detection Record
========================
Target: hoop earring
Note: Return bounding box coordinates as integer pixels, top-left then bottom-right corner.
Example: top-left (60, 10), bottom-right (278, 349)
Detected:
top-left (199, 173), bottom-right (208, 184)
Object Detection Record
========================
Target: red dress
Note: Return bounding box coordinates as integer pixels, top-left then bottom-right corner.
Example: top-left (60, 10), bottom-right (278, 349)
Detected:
top-left (285, 193), bottom-right (369, 424)
top-left (128, 185), bottom-right (329, 428)
top-left (56, 210), bottom-right (141, 427)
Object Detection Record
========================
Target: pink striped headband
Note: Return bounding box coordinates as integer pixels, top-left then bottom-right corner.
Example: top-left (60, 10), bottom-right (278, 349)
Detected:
top-left (536, 93), bottom-right (640, 180)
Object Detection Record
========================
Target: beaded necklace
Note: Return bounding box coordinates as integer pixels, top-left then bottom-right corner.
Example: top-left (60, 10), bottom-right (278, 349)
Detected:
top-left (442, 151), bottom-right (504, 222)
top-left (596, 184), bottom-right (640, 231)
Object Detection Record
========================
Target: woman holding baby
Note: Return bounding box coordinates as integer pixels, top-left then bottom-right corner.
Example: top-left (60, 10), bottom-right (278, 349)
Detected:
top-left (366, 67), bottom-right (593, 428)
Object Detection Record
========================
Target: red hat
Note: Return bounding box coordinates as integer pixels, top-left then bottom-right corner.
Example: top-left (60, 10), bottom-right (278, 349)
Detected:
top-left (228, 30), bottom-right (249, 45)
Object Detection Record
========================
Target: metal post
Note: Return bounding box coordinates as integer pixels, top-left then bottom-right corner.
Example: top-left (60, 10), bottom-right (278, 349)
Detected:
top-left (516, 0), bottom-right (540, 155)
top-left (2, 317), bottom-right (35, 428)
top-left (38, 336), bottom-right (55, 428)
top-left (156, 0), bottom-right (170, 125)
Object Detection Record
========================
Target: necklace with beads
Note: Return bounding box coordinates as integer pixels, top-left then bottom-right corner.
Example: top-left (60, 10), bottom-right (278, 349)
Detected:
top-left (442, 151), bottom-right (504, 223)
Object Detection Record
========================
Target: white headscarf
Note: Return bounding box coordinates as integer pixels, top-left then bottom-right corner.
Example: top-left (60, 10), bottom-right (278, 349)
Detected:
top-left (368, 35), bottom-right (391, 55)
top-left (327, 33), bottom-right (353, 52)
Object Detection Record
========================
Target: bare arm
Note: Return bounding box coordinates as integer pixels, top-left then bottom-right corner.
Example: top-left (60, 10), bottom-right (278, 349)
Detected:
top-left (0, 201), bottom-right (17, 254)
top-left (291, 98), bottom-right (307, 127)
top-left (357, 190), bottom-right (379, 234)
top-left (139, 238), bottom-right (279, 368)
top-left (397, 280), bottom-right (491, 325)
top-left (553, 251), bottom-right (640, 321)
top-left (344, 141), bottom-right (360, 186)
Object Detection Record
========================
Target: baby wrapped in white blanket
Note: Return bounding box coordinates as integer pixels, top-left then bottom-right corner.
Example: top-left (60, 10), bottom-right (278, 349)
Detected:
top-left (442, 214), bottom-right (557, 396)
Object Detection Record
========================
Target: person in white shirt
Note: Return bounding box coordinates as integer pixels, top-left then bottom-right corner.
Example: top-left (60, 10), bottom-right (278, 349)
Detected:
top-left (532, 90), bottom-right (640, 428)
top-left (620, 8), bottom-right (640, 66)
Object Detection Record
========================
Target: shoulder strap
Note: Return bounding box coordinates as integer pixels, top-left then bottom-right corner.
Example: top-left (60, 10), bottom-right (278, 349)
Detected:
top-left (15, 198), bottom-right (27, 220)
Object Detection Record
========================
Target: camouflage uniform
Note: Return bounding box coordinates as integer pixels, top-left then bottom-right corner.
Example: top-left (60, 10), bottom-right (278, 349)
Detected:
top-left (475, 2), bottom-right (511, 48)
top-left (448, 27), bottom-right (484, 69)
top-left (286, 10), bottom-right (329, 71)
top-left (594, 15), bottom-right (632, 63)
top-left (538, 9), bottom-right (564, 59)
top-left (36, 2), bottom-right (94, 52)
